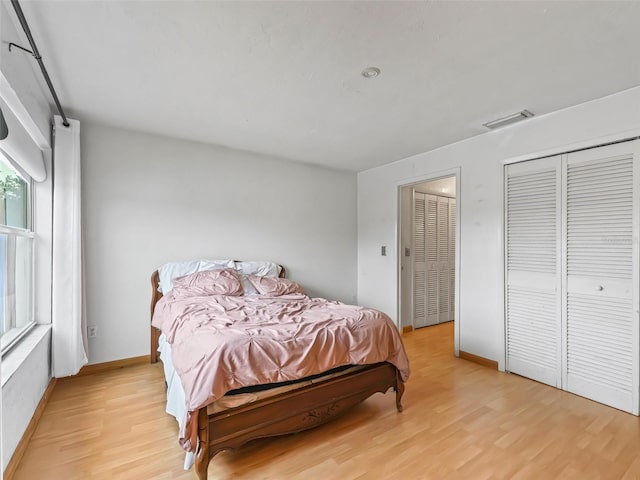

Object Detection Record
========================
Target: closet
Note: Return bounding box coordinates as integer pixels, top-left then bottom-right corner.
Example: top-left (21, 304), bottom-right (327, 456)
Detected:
top-left (505, 140), bottom-right (639, 414)
top-left (413, 192), bottom-right (456, 328)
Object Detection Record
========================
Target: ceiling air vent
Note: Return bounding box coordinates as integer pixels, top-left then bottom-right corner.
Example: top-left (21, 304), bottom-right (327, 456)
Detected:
top-left (483, 110), bottom-right (534, 130)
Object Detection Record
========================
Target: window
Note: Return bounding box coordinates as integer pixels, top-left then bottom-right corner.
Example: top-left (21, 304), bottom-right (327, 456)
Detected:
top-left (0, 152), bottom-right (34, 354)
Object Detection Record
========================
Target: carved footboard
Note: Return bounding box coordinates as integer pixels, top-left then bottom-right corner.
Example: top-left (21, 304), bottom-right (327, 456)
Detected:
top-left (194, 362), bottom-right (404, 480)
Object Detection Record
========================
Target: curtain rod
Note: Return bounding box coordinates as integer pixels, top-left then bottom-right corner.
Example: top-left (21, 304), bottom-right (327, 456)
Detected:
top-left (10, 0), bottom-right (70, 127)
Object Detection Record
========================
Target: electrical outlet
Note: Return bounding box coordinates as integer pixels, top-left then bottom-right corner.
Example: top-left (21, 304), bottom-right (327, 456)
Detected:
top-left (88, 325), bottom-right (98, 338)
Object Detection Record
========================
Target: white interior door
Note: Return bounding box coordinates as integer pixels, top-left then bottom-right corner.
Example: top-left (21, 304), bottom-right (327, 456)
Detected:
top-left (425, 194), bottom-right (439, 326)
top-left (505, 156), bottom-right (562, 387)
top-left (563, 141), bottom-right (639, 414)
top-left (413, 192), bottom-right (427, 328)
top-left (413, 191), bottom-right (455, 328)
top-left (449, 198), bottom-right (456, 322)
top-left (437, 196), bottom-right (450, 323)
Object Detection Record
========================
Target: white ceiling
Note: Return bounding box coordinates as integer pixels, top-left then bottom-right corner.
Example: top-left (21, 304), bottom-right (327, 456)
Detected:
top-left (12, 1), bottom-right (640, 171)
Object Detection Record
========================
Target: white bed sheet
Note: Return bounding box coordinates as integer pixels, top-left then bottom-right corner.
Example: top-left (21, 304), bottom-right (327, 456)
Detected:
top-left (158, 333), bottom-right (195, 470)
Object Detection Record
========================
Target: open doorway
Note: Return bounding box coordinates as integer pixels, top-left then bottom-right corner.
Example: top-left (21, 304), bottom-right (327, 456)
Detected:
top-left (399, 174), bottom-right (458, 349)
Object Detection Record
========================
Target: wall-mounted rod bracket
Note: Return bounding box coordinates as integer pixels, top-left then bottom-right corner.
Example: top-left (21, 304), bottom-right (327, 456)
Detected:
top-left (8, 42), bottom-right (35, 56)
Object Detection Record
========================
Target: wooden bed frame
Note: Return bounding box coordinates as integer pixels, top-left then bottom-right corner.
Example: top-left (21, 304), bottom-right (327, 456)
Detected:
top-left (150, 268), bottom-right (405, 480)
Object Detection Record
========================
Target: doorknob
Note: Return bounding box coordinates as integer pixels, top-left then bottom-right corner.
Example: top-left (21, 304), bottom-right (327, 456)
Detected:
top-left (596, 285), bottom-right (604, 291)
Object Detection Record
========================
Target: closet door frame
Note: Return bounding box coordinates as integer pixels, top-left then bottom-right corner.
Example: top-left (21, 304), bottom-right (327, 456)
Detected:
top-left (502, 135), bottom-right (640, 413)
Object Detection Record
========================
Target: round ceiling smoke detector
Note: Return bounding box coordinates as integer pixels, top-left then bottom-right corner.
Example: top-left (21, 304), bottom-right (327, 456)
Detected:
top-left (361, 67), bottom-right (381, 78)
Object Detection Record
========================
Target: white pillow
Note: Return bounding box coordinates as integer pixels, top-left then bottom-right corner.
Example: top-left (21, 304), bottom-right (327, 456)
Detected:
top-left (240, 274), bottom-right (260, 296)
top-left (234, 260), bottom-right (281, 278)
top-left (158, 259), bottom-right (234, 293)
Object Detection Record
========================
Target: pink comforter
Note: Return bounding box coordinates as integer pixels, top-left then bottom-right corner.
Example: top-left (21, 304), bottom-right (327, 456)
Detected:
top-left (152, 293), bottom-right (410, 451)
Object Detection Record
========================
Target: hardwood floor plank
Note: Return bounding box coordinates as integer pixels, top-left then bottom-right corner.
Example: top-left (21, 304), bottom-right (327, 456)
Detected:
top-left (10, 322), bottom-right (640, 479)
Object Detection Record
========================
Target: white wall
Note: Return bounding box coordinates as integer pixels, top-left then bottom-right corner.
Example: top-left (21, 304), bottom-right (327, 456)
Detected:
top-left (81, 123), bottom-right (357, 364)
top-left (0, 1), bottom-right (53, 472)
top-left (1, 327), bottom-right (50, 472)
top-left (358, 86), bottom-right (640, 368)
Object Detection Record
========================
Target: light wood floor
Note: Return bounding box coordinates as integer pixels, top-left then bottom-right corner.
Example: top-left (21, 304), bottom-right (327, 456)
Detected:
top-left (12, 322), bottom-right (640, 479)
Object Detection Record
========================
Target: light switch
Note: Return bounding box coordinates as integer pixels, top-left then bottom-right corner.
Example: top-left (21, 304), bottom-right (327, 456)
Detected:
top-left (381, 246), bottom-right (387, 256)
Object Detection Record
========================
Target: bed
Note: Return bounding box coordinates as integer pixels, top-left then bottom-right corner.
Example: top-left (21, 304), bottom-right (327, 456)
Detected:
top-left (150, 261), bottom-right (409, 480)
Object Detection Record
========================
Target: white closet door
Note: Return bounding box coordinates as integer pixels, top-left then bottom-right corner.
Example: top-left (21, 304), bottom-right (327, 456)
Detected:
top-left (425, 195), bottom-right (439, 325)
top-left (563, 141), bottom-right (639, 414)
top-left (437, 196), bottom-right (450, 323)
top-left (506, 157), bottom-right (562, 387)
top-left (413, 192), bottom-right (441, 328)
top-left (449, 198), bottom-right (456, 322)
top-left (413, 192), bottom-right (427, 328)
top-left (414, 191), bottom-right (457, 328)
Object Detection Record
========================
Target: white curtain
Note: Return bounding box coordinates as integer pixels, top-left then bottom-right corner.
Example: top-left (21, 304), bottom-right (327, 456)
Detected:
top-left (51, 114), bottom-right (87, 377)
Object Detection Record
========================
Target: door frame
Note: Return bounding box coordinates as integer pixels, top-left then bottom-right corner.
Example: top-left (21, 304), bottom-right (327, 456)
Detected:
top-left (396, 167), bottom-right (461, 357)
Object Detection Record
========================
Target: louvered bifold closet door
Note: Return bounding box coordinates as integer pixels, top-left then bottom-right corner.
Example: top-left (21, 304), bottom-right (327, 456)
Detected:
top-left (506, 157), bottom-right (562, 387)
top-left (449, 198), bottom-right (456, 322)
top-left (437, 196), bottom-right (450, 323)
top-left (425, 195), bottom-right (439, 325)
top-left (563, 141), bottom-right (639, 414)
top-left (413, 192), bottom-right (427, 328)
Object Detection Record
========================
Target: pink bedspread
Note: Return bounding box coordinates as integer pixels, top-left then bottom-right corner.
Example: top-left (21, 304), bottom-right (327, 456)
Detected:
top-left (152, 293), bottom-right (410, 451)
